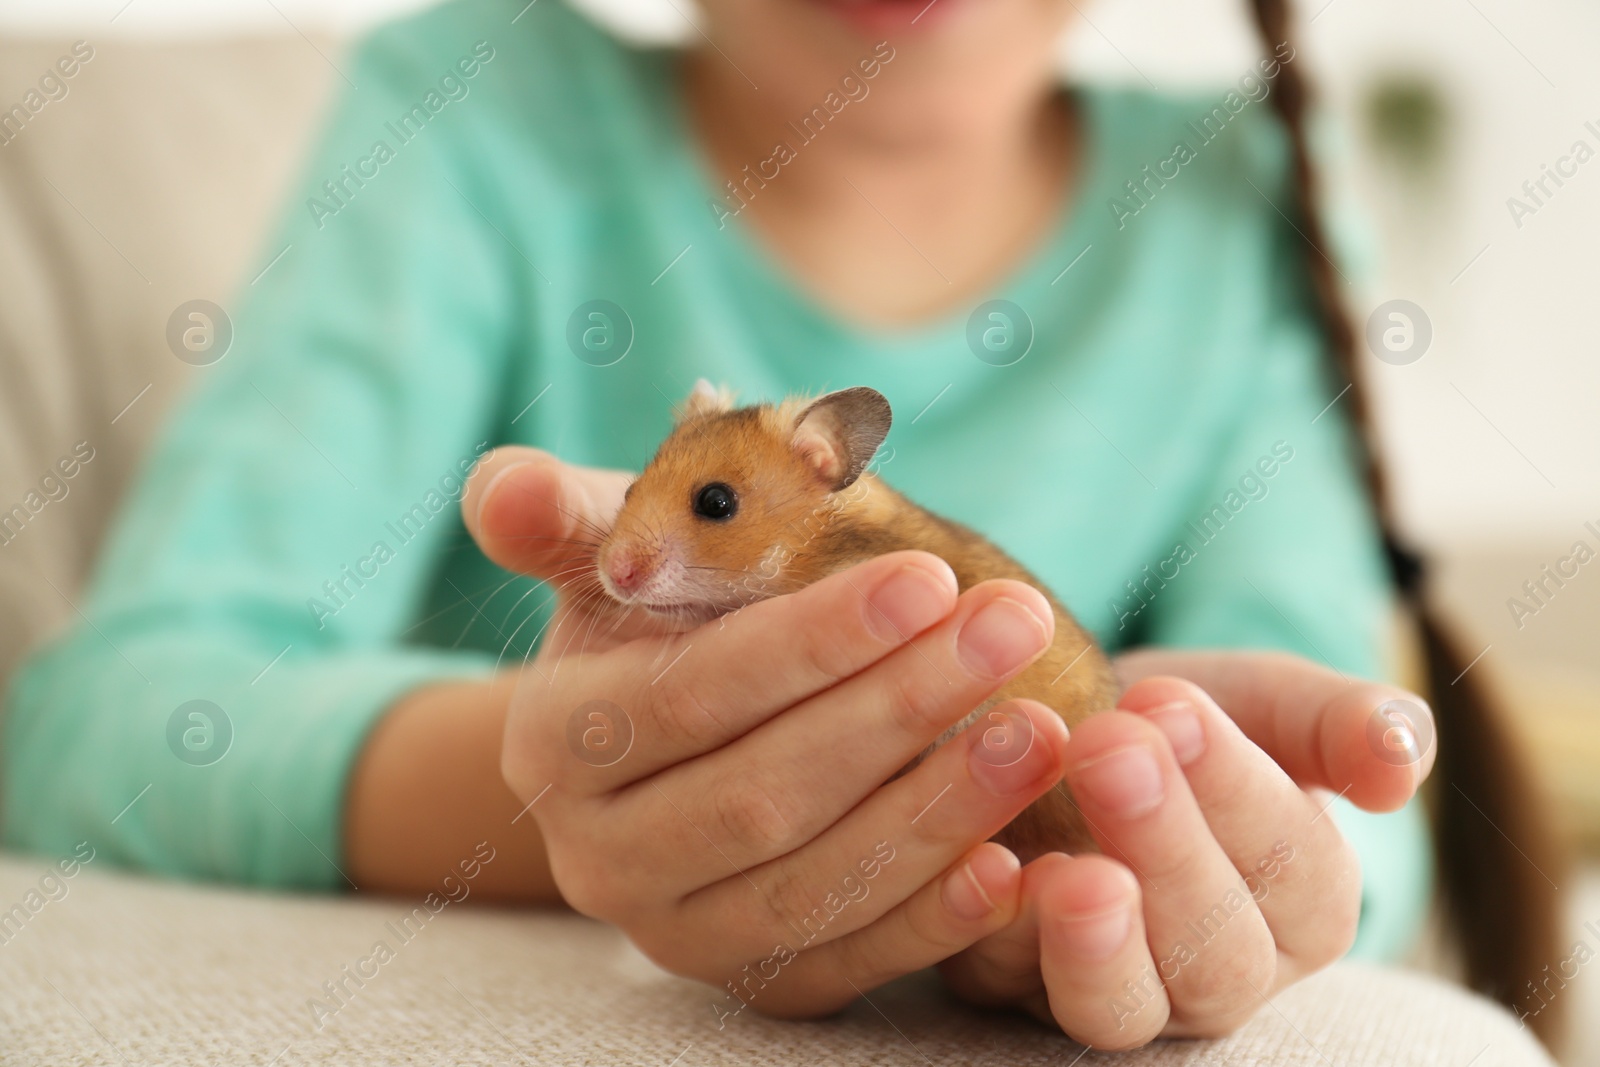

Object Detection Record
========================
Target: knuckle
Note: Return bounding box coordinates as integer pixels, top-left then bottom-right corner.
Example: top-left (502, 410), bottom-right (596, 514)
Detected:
top-left (904, 793), bottom-right (967, 850)
top-left (550, 854), bottom-right (631, 923)
top-left (901, 892), bottom-right (967, 956)
top-left (499, 739), bottom-right (539, 798)
top-left (791, 613), bottom-right (862, 687)
top-left (1141, 840), bottom-right (1215, 889)
top-left (624, 928), bottom-right (681, 974)
top-left (757, 860), bottom-right (822, 937)
top-left (1324, 893), bottom-right (1362, 961)
top-left (710, 777), bottom-right (797, 858)
top-left (653, 667), bottom-right (728, 752)
top-left (626, 920), bottom-right (709, 982)
top-left (1298, 840), bottom-right (1364, 964)
top-left (503, 691), bottom-right (559, 787)
top-left (880, 670), bottom-right (955, 741)
top-left (961, 941), bottom-right (1041, 1001)
top-left (1172, 944), bottom-right (1276, 1029)
top-left (830, 925), bottom-right (885, 986)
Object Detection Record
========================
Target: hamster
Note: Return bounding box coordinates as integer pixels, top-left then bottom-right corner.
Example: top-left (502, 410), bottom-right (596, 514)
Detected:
top-left (595, 380), bottom-right (1119, 858)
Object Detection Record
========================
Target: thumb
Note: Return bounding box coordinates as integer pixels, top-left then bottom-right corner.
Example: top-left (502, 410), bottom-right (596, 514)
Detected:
top-left (461, 446), bottom-right (631, 583)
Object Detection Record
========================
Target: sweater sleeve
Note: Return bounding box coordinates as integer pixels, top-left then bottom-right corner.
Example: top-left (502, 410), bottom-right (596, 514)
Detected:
top-left (2, 29), bottom-right (521, 888)
top-left (1136, 216), bottom-right (1434, 961)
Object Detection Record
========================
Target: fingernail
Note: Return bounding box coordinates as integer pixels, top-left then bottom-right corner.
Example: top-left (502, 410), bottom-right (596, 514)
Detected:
top-left (957, 597), bottom-right (1051, 679)
top-left (1060, 902), bottom-right (1131, 962)
top-left (967, 707), bottom-right (1053, 795)
top-left (942, 861), bottom-right (998, 921)
top-left (865, 563), bottom-right (953, 642)
top-left (1071, 745), bottom-right (1164, 818)
top-left (1139, 700), bottom-right (1206, 765)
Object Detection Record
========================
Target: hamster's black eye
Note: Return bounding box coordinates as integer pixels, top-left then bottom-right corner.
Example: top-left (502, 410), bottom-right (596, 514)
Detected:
top-left (693, 482), bottom-right (738, 520)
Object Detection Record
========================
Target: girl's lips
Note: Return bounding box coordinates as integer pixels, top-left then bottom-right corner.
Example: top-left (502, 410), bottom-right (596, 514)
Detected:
top-left (802, 0), bottom-right (959, 35)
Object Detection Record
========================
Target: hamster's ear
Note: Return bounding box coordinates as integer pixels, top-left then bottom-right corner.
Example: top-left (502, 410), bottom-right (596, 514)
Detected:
top-left (791, 387), bottom-right (892, 491)
top-left (679, 378), bottom-right (736, 423)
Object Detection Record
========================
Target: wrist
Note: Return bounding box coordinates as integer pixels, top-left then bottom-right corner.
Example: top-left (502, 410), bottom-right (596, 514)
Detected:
top-left (345, 671), bottom-right (562, 905)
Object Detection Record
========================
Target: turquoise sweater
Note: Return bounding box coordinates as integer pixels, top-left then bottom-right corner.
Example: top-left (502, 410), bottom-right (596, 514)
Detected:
top-left (1, 0), bottom-right (1430, 960)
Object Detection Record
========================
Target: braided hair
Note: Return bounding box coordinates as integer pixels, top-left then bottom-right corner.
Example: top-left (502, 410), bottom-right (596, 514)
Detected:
top-left (1248, 0), bottom-right (1566, 1046)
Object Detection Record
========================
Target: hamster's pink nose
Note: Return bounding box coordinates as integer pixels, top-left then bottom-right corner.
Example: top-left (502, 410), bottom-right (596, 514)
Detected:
top-left (606, 554), bottom-right (645, 594)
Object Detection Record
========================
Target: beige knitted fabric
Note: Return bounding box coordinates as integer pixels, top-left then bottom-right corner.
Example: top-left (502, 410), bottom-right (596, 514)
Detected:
top-left (0, 853), bottom-right (1553, 1066)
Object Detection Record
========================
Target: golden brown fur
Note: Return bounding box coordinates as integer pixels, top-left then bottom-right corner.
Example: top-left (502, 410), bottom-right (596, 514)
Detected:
top-left (599, 386), bottom-right (1119, 857)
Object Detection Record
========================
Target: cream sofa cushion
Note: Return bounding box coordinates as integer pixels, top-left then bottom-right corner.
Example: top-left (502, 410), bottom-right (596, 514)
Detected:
top-left (0, 36), bottom-right (334, 697)
top-left (0, 853), bottom-right (1556, 1066)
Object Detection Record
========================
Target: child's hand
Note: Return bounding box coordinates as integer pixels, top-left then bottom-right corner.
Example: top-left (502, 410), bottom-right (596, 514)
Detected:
top-left (937, 650), bottom-right (1435, 1048)
top-left (463, 448), bottom-right (1073, 1017)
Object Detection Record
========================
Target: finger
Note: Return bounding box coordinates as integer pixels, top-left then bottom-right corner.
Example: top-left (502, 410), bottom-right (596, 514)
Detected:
top-left (1115, 649), bottom-right (1433, 811)
top-left (461, 447), bottom-right (631, 581)
top-left (1118, 678), bottom-right (1364, 981)
top-left (1035, 853), bottom-right (1170, 1049)
top-left (616, 578), bottom-right (1056, 869)
top-left (672, 700), bottom-right (1069, 959)
top-left (541, 550), bottom-right (962, 794)
top-left (937, 855), bottom-right (1054, 1007)
top-left (729, 842), bottom-right (1024, 1020)
top-left (1059, 711), bottom-right (1277, 1035)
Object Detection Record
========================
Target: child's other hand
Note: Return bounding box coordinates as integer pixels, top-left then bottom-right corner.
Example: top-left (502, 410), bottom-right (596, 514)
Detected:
top-left (462, 447), bottom-right (1072, 1018)
top-left (938, 650), bottom-right (1435, 1048)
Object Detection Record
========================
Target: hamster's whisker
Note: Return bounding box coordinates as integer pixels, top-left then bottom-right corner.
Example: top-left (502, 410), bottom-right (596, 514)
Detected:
top-left (467, 572), bottom-right (554, 644)
top-left (495, 534), bottom-right (602, 549)
top-left (497, 482), bottom-right (614, 545)
top-left (518, 594), bottom-right (570, 672)
top-left (542, 561), bottom-right (605, 586)
top-left (599, 604), bottom-right (631, 642)
top-left (607, 507), bottom-right (658, 547)
top-left (554, 589), bottom-right (614, 679)
top-left (532, 559), bottom-right (604, 582)
top-left (494, 582), bottom-right (562, 671)
top-left (445, 573), bottom-right (523, 650)
top-left (565, 504), bottom-right (614, 540)
top-left (577, 589), bottom-right (610, 657)
top-left (544, 583), bottom-right (608, 681)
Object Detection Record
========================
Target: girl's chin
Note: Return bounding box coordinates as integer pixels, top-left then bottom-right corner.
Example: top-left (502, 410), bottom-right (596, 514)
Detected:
top-left (798, 0), bottom-right (963, 36)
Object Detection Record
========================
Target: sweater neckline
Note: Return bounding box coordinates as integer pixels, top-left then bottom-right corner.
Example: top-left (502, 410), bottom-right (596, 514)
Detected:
top-left (647, 52), bottom-right (1118, 363)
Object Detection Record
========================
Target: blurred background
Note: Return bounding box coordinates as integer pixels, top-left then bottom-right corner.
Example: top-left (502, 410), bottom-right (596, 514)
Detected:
top-left (1, 0), bottom-right (1595, 1060)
